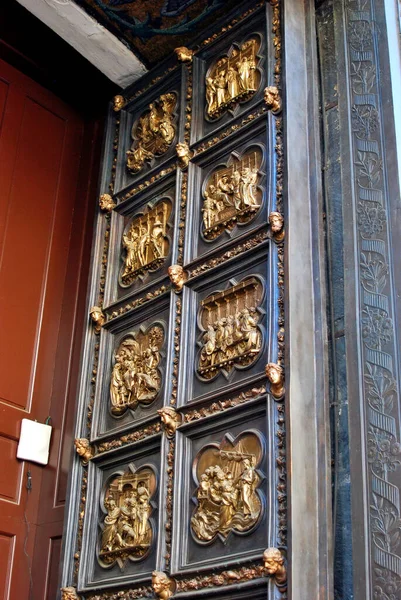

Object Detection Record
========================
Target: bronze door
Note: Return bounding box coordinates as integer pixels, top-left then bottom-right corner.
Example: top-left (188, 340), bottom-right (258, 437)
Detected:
top-left (61, 3), bottom-right (287, 599)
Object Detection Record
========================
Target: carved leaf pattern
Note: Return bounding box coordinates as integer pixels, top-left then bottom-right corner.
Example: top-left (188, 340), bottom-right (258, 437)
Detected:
top-left (347, 0), bottom-right (401, 590)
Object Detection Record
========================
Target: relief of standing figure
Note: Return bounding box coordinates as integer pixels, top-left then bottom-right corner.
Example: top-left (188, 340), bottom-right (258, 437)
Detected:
top-left (205, 38), bottom-right (260, 119)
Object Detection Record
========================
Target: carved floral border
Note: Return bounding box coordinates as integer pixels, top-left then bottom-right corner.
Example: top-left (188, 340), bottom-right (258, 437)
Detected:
top-left (346, 0), bottom-right (401, 594)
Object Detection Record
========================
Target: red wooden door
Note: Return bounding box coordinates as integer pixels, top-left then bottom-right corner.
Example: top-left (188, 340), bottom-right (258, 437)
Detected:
top-left (0, 58), bottom-right (99, 600)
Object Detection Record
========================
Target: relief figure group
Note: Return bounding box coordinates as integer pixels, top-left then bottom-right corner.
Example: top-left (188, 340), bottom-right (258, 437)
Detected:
top-left (191, 452), bottom-right (261, 542)
top-left (206, 39), bottom-right (258, 118)
top-left (100, 480), bottom-right (152, 564)
top-left (110, 327), bottom-right (163, 416)
top-left (202, 154), bottom-right (260, 239)
top-left (121, 202), bottom-right (170, 286)
top-left (199, 308), bottom-right (261, 377)
top-left (127, 93), bottom-right (176, 173)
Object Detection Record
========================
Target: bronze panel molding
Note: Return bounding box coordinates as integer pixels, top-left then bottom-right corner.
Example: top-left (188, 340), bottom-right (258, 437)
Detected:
top-left (62, 1), bottom-right (287, 597)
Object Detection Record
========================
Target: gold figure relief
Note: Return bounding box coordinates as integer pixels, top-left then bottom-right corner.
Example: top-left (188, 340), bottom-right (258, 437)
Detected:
top-left (265, 362), bottom-right (285, 399)
top-left (168, 264), bottom-right (187, 292)
top-left (157, 407), bottom-right (182, 438)
top-left (127, 93), bottom-right (177, 173)
top-left (198, 277), bottom-right (263, 380)
top-left (74, 438), bottom-right (93, 464)
top-left (263, 86), bottom-right (281, 114)
top-left (110, 325), bottom-right (164, 416)
top-left (99, 466), bottom-right (156, 568)
top-left (202, 150), bottom-right (262, 240)
top-left (191, 432), bottom-right (263, 543)
top-left (121, 200), bottom-right (171, 287)
top-left (90, 306), bottom-right (105, 333)
top-left (174, 46), bottom-right (193, 63)
top-left (113, 94), bottom-right (125, 112)
top-left (205, 37), bottom-right (261, 120)
top-left (268, 211), bottom-right (285, 242)
top-left (152, 571), bottom-right (176, 599)
top-left (176, 142), bottom-right (192, 169)
top-left (263, 547), bottom-right (287, 588)
top-left (60, 587), bottom-right (79, 600)
top-left (99, 193), bottom-right (116, 212)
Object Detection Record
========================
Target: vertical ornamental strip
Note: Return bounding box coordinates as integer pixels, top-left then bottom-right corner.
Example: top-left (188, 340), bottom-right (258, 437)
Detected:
top-left (345, 0), bottom-right (401, 594)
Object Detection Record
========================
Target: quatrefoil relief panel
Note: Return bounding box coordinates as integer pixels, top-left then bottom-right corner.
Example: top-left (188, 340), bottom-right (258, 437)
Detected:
top-left (205, 36), bottom-right (262, 121)
top-left (201, 147), bottom-right (264, 242)
top-left (119, 199), bottom-right (172, 288)
top-left (191, 430), bottom-right (265, 544)
top-left (126, 93), bottom-right (178, 174)
top-left (109, 323), bottom-right (165, 417)
top-left (196, 276), bottom-right (265, 381)
top-left (98, 464), bottom-right (158, 570)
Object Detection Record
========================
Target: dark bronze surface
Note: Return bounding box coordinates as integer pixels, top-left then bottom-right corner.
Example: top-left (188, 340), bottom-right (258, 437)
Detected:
top-left (61, 3), bottom-right (287, 598)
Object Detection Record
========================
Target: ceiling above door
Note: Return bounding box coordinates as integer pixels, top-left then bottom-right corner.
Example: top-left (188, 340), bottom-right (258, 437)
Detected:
top-left (73, 0), bottom-right (238, 67)
top-left (16, 0), bottom-right (239, 87)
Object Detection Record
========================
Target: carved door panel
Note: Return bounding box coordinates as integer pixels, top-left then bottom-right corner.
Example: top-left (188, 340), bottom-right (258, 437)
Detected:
top-left (62, 3), bottom-right (287, 600)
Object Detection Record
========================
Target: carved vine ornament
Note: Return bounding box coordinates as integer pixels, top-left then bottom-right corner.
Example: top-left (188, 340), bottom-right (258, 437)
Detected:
top-left (127, 93), bottom-right (177, 173)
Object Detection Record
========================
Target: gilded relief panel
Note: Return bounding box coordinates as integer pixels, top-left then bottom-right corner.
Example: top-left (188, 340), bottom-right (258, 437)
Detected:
top-left (191, 430), bottom-right (263, 542)
top-left (90, 296), bottom-right (171, 441)
top-left (109, 325), bottom-right (164, 416)
top-left (78, 436), bottom-right (163, 590)
top-left (191, 10), bottom-right (267, 144)
top-left (114, 69), bottom-right (182, 194)
top-left (99, 465), bottom-right (157, 567)
top-left (119, 199), bottom-right (172, 288)
top-left (202, 150), bottom-right (262, 240)
top-left (171, 401), bottom-right (271, 573)
top-left (197, 277), bottom-right (263, 381)
top-left (177, 250), bottom-right (268, 406)
top-left (205, 37), bottom-right (261, 120)
top-left (107, 175), bottom-right (176, 305)
top-left (126, 93), bottom-right (177, 174)
top-left (185, 124), bottom-right (269, 262)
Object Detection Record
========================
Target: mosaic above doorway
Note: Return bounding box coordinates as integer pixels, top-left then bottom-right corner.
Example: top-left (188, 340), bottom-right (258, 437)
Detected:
top-left (74, 0), bottom-right (238, 66)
